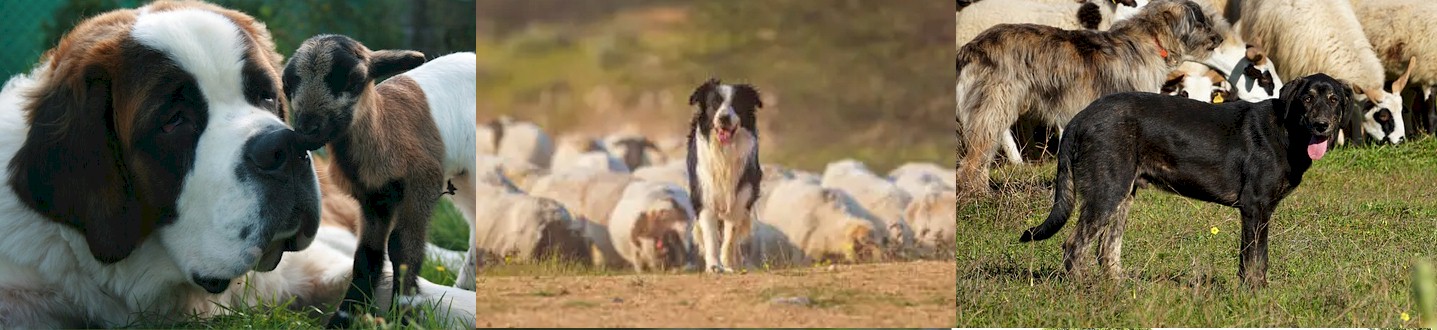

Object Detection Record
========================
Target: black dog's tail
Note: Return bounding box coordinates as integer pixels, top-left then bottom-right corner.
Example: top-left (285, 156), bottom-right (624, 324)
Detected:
top-left (1020, 135), bottom-right (1076, 242)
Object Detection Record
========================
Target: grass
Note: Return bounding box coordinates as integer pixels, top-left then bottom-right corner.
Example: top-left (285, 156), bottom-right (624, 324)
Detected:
top-left (958, 137), bottom-right (1437, 327)
top-left (137, 199), bottom-right (470, 328)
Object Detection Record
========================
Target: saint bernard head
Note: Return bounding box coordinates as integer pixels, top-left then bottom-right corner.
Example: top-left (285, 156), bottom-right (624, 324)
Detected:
top-left (6, 1), bottom-right (320, 293)
top-left (281, 34), bottom-right (426, 148)
top-left (687, 78), bottom-right (762, 147)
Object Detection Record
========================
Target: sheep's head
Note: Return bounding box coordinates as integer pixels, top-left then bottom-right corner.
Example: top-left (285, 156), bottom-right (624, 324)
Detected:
top-left (282, 34), bottom-right (425, 149)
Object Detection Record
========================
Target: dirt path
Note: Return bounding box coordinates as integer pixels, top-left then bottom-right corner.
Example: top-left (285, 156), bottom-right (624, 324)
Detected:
top-left (476, 261), bottom-right (955, 327)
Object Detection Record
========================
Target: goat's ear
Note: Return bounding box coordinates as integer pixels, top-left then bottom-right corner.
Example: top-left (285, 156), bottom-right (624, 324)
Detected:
top-left (9, 64), bottom-right (145, 263)
top-left (688, 78), bottom-right (719, 107)
top-left (367, 50), bottom-right (426, 79)
top-left (733, 84), bottom-right (764, 109)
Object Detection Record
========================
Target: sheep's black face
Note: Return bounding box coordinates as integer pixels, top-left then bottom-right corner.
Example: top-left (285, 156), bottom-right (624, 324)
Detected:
top-left (282, 34), bottom-right (424, 149)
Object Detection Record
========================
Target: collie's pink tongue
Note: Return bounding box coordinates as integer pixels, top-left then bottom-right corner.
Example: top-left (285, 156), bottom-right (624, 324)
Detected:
top-left (1307, 136), bottom-right (1328, 160)
top-left (717, 129), bottom-right (732, 143)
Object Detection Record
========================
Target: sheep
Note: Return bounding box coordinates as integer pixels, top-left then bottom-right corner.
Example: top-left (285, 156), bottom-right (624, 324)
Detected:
top-left (551, 134), bottom-right (606, 169)
top-left (479, 155), bottom-right (548, 191)
top-left (1161, 61), bottom-right (1233, 103)
top-left (905, 185), bottom-right (958, 257)
top-left (742, 220), bottom-right (810, 269)
top-left (606, 180), bottom-right (696, 272)
top-left (957, 0), bottom-right (1144, 46)
top-left (755, 179), bottom-right (886, 264)
top-left (1194, 16), bottom-right (1285, 103)
top-left (528, 168), bottom-right (636, 268)
top-left (479, 117), bottom-right (555, 168)
top-left (632, 161), bottom-right (688, 190)
top-left (470, 167), bottom-right (589, 279)
top-left (888, 162), bottom-right (957, 194)
top-left (1241, 0), bottom-right (1411, 144)
top-left (1349, 0), bottom-right (1437, 134)
top-left (283, 35), bottom-right (476, 326)
top-left (604, 133), bottom-right (666, 170)
top-left (820, 159), bottom-right (915, 255)
top-left (571, 151), bottom-right (631, 173)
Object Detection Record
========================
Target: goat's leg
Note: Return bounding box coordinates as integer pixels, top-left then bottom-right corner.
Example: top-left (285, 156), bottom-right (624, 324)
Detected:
top-left (388, 191), bottom-right (438, 300)
top-left (327, 195), bottom-right (396, 328)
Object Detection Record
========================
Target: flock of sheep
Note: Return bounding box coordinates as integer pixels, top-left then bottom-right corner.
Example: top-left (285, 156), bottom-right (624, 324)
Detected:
top-left (472, 117), bottom-right (957, 273)
top-left (958, 0), bottom-right (1437, 167)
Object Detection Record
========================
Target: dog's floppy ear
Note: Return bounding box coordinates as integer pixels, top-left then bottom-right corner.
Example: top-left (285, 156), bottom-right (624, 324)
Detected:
top-left (1275, 75), bottom-right (1312, 119)
top-left (1110, 0), bottom-right (1137, 6)
top-left (732, 83), bottom-right (764, 109)
top-left (367, 49), bottom-right (426, 80)
top-left (688, 78), bottom-right (720, 107)
top-left (10, 64), bottom-right (147, 263)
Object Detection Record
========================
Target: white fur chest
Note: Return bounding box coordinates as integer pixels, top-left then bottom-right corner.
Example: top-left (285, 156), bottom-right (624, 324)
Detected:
top-left (692, 127), bottom-right (756, 217)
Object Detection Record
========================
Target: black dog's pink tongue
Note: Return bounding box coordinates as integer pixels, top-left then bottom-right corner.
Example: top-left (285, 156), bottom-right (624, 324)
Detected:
top-left (1307, 136), bottom-right (1329, 160)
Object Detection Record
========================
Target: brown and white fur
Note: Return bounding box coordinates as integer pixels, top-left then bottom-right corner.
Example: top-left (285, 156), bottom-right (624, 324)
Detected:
top-left (0, 1), bottom-right (473, 327)
top-left (686, 78), bottom-right (763, 273)
top-left (282, 35), bottom-right (476, 327)
top-left (607, 180), bottom-right (695, 272)
top-left (956, 0), bottom-right (1224, 193)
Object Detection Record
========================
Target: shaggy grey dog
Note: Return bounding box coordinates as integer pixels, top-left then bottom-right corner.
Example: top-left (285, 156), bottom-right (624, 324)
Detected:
top-left (955, 0), bottom-right (1224, 193)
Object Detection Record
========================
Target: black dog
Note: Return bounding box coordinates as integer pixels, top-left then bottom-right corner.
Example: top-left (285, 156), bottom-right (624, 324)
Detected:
top-left (1019, 73), bottom-right (1348, 286)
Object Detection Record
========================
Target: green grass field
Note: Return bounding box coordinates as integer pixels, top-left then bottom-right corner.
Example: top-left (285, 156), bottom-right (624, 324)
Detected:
top-left (138, 199), bottom-right (469, 329)
top-left (958, 137), bottom-right (1437, 327)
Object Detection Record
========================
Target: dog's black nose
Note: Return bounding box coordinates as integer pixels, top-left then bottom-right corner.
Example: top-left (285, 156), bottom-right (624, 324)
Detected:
top-left (192, 274), bottom-right (232, 294)
top-left (1311, 120), bottom-right (1330, 133)
top-left (718, 115), bottom-right (733, 127)
top-left (245, 129), bottom-right (299, 173)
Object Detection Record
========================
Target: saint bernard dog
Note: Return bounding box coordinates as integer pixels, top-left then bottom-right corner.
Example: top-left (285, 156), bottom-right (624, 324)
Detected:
top-left (0, 1), bottom-right (474, 327)
top-left (685, 78), bottom-right (763, 273)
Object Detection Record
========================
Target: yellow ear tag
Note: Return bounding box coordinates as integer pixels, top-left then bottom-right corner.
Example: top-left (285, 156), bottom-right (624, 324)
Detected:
top-left (1212, 94), bottom-right (1224, 104)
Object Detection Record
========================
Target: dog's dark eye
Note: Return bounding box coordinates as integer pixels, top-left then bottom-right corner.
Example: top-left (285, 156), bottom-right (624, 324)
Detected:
top-left (1303, 95), bottom-right (1313, 103)
top-left (1327, 95), bottom-right (1337, 104)
top-left (161, 112), bottom-right (186, 134)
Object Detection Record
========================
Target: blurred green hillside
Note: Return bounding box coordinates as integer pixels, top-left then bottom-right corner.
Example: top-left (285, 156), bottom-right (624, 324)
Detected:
top-left (0, 0), bottom-right (475, 79)
top-left (477, 0), bottom-right (954, 172)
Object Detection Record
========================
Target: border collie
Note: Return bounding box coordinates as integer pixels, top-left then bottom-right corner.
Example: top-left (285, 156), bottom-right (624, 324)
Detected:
top-left (686, 78), bottom-right (763, 273)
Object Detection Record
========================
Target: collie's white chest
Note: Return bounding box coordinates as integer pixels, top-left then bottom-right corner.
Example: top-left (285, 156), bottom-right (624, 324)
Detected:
top-left (692, 128), bottom-right (756, 216)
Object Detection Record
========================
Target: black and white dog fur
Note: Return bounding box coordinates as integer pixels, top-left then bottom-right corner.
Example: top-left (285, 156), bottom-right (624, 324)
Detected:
top-left (686, 78), bottom-right (763, 273)
top-left (1019, 73), bottom-right (1347, 286)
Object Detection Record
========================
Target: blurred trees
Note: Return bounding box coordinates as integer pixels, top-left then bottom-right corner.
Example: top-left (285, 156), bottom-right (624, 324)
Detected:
top-left (478, 0), bottom-right (954, 171)
top-left (2, 0), bottom-right (474, 78)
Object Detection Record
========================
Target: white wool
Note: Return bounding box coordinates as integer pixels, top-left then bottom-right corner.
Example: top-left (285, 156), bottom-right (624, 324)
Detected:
top-left (957, 0), bottom-right (1126, 46)
top-left (493, 120), bottom-right (555, 169)
top-left (753, 179), bottom-right (885, 264)
top-left (820, 159), bottom-right (916, 253)
top-left (606, 180), bottom-right (695, 272)
top-left (1349, 0), bottom-right (1437, 86)
top-left (528, 169), bottom-right (634, 268)
top-left (1242, 0), bottom-right (1406, 143)
top-left (904, 185), bottom-right (958, 256)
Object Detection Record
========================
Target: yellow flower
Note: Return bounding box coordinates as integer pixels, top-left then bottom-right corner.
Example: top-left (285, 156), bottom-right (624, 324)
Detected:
top-left (1210, 226), bottom-right (1220, 235)
top-left (436, 265), bottom-right (446, 272)
top-left (1402, 311), bottom-right (1410, 322)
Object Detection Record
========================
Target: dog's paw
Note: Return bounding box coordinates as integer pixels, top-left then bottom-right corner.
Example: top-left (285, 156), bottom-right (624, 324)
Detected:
top-left (707, 265), bottom-right (734, 274)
